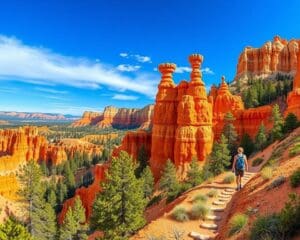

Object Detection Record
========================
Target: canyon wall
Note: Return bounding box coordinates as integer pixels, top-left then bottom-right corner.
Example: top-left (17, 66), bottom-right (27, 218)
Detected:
top-left (235, 36), bottom-right (299, 82)
top-left (72, 105), bottom-right (154, 130)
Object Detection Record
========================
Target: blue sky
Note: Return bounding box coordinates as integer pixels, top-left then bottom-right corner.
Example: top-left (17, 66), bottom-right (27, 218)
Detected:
top-left (0, 0), bottom-right (299, 115)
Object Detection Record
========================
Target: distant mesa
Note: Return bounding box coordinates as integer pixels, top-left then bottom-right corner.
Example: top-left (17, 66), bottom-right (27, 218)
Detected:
top-left (0, 111), bottom-right (78, 121)
top-left (72, 105), bottom-right (154, 130)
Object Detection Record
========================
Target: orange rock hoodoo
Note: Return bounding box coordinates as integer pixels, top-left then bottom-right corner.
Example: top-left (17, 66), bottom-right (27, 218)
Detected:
top-left (72, 105), bottom-right (154, 130)
top-left (150, 55), bottom-right (214, 179)
top-left (236, 36), bottom-right (299, 81)
top-left (286, 42), bottom-right (300, 119)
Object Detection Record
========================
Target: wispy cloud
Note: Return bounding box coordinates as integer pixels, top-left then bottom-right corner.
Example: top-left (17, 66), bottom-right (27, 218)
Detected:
top-left (116, 64), bottom-right (141, 72)
top-left (112, 94), bottom-right (139, 101)
top-left (120, 52), bottom-right (152, 63)
top-left (0, 35), bottom-right (158, 97)
top-left (175, 66), bottom-right (192, 73)
top-left (0, 87), bottom-right (18, 94)
top-left (35, 87), bottom-right (68, 94)
top-left (201, 67), bottom-right (214, 75)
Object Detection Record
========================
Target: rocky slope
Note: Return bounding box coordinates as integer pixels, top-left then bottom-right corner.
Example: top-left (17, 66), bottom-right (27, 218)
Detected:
top-left (72, 105), bottom-right (154, 130)
top-left (233, 36), bottom-right (299, 89)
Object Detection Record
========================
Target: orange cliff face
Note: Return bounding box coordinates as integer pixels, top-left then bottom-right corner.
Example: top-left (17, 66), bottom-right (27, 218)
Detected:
top-left (72, 105), bottom-right (154, 130)
top-left (58, 164), bottom-right (108, 224)
top-left (286, 41), bottom-right (300, 119)
top-left (235, 36), bottom-right (299, 82)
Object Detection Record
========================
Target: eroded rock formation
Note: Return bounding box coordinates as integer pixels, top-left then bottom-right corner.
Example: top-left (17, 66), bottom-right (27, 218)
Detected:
top-left (286, 41), bottom-right (300, 119)
top-left (72, 105), bottom-right (154, 130)
top-left (235, 36), bottom-right (299, 82)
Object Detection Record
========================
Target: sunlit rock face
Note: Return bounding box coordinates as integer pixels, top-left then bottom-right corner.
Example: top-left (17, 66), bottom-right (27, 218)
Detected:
top-left (235, 36), bottom-right (299, 82)
top-left (286, 42), bottom-right (300, 119)
top-left (72, 105), bottom-right (154, 130)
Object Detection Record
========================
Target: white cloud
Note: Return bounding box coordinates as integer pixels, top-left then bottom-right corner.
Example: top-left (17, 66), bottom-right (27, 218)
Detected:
top-left (0, 87), bottom-right (18, 94)
top-left (120, 52), bottom-right (128, 58)
top-left (116, 64), bottom-right (141, 72)
top-left (133, 54), bottom-right (152, 63)
top-left (0, 35), bottom-right (158, 97)
top-left (175, 66), bottom-right (192, 73)
top-left (112, 94), bottom-right (139, 101)
top-left (35, 87), bottom-right (68, 94)
top-left (201, 67), bottom-right (214, 75)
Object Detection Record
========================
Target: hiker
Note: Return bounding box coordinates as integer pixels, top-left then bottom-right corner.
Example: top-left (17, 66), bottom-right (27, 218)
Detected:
top-left (232, 147), bottom-right (248, 190)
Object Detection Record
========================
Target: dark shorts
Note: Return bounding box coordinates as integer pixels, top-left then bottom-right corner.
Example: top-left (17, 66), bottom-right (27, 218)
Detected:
top-left (235, 168), bottom-right (244, 177)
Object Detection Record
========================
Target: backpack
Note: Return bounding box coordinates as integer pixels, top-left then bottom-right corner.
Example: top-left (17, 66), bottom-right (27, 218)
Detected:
top-left (236, 154), bottom-right (245, 170)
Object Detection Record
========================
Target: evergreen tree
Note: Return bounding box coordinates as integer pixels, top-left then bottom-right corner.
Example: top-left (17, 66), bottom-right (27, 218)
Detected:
top-left (140, 166), bottom-right (154, 199)
top-left (240, 133), bottom-right (255, 156)
top-left (271, 104), bottom-right (284, 141)
top-left (207, 135), bottom-right (231, 176)
top-left (91, 151), bottom-right (146, 239)
top-left (40, 161), bottom-right (49, 176)
top-left (46, 188), bottom-right (57, 209)
top-left (135, 145), bottom-right (149, 178)
top-left (101, 148), bottom-right (109, 162)
top-left (18, 160), bottom-right (57, 240)
top-left (56, 179), bottom-right (67, 206)
top-left (60, 197), bottom-right (87, 240)
top-left (159, 159), bottom-right (180, 199)
top-left (222, 112), bottom-right (238, 154)
top-left (255, 122), bottom-right (268, 151)
top-left (284, 113), bottom-right (299, 133)
top-left (63, 161), bottom-right (75, 197)
top-left (186, 156), bottom-right (203, 187)
top-left (0, 218), bottom-right (32, 240)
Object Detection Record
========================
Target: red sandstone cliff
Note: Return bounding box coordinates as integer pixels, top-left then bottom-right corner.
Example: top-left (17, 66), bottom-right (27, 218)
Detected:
top-left (72, 105), bottom-right (154, 130)
top-left (234, 36), bottom-right (299, 84)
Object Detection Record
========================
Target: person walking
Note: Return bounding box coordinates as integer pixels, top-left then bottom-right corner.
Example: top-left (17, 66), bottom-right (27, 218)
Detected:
top-left (232, 147), bottom-right (248, 190)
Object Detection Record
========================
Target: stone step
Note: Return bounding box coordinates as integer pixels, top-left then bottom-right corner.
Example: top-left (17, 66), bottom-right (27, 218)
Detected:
top-left (189, 231), bottom-right (211, 240)
top-left (213, 200), bottom-right (225, 205)
top-left (200, 223), bottom-right (218, 230)
top-left (211, 207), bottom-right (225, 212)
top-left (218, 194), bottom-right (231, 198)
top-left (225, 188), bottom-right (235, 193)
top-left (205, 215), bottom-right (222, 221)
top-left (218, 198), bottom-right (229, 202)
top-left (220, 192), bottom-right (233, 196)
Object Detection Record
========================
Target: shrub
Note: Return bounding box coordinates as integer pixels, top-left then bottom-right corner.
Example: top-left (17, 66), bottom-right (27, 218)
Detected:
top-left (290, 168), bottom-right (300, 188)
top-left (252, 157), bottom-right (264, 167)
top-left (147, 194), bottom-right (163, 207)
top-left (190, 202), bottom-right (210, 220)
top-left (228, 213), bottom-right (248, 236)
top-left (171, 206), bottom-right (189, 222)
top-left (289, 144), bottom-right (300, 157)
top-left (206, 189), bottom-right (218, 198)
top-left (223, 173), bottom-right (235, 184)
top-left (192, 194), bottom-right (208, 203)
top-left (146, 235), bottom-right (166, 240)
top-left (267, 176), bottom-right (285, 190)
top-left (261, 167), bottom-right (273, 180)
top-left (250, 214), bottom-right (281, 240)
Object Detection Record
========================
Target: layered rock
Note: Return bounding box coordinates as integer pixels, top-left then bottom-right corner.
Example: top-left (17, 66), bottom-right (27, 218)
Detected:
top-left (286, 41), bottom-right (300, 119)
top-left (58, 164), bottom-right (108, 223)
top-left (72, 105), bottom-right (154, 130)
top-left (235, 36), bottom-right (299, 82)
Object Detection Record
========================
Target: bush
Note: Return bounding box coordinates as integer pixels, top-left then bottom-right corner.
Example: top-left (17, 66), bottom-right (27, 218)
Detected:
top-left (267, 176), bottom-right (285, 190)
top-left (250, 214), bottom-right (281, 240)
top-left (252, 157), bottom-right (264, 167)
top-left (192, 194), bottom-right (208, 203)
top-left (261, 167), bottom-right (273, 180)
top-left (223, 173), bottom-right (235, 184)
top-left (190, 203), bottom-right (210, 220)
top-left (290, 168), bottom-right (300, 188)
top-left (171, 206), bottom-right (189, 222)
top-left (228, 213), bottom-right (248, 236)
top-left (289, 144), bottom-right (300, 157)
top-left (206, 189), bottom-right (218, 198)
top-left (147, 194), bottom-right (163, 207)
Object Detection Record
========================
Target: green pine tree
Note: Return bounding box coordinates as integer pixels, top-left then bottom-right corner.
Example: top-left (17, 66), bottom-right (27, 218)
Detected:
top-left (271, 104), bottom-right (284, 141)
top-left (159, 159), bottom-right (180, 199)
top-left (207, 135), bottom-right (231, 176)
top-left (18, 160), bottom-right (57, 240)
top-left (135, 145), bottom-right (149, 178)
top-left (59, 208), bottom-right (76, 240)
top-left (186, 156), bottom-right (203, 187)
top-left (0, 218), bottom-right (33, 240)
top-left (240, 133), bottom-right (255, 156)
top-left (91, 151), bottom-right (146, 239)
top-left (255, 122), bottom-right (268, 151)
top-left (222, 112), bottom-right (238, 153)
top-left (140, 166), bottom-right (154, 199)
top-left (284, 113), bottom-right (299, 133)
